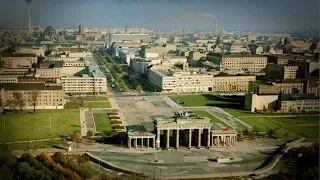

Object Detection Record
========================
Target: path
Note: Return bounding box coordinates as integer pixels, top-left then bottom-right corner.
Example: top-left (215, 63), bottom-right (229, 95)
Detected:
top-left (85, 111), bottom-right (96, 133)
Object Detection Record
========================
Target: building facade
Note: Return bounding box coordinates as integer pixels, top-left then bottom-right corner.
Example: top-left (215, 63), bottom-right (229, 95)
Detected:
top-left (0, 83), bottom-right (65, 109)
top-left (212, 75), bottom-right (256, 92)
top-left (1, 54), bottom-right (37, 68)
top-left (279, 94), bottom-right (320, 113)
top-left (206, 53), bottom-right (267, 73)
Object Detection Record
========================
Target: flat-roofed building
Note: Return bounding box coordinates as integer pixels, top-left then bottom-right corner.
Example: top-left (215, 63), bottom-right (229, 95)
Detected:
top-left (279, 93), bottom-right (320, 113)
top-left (206, 53), bottom-right (267, 73)
top-left (1, 53), bottom-right (37, 68)
top-left (61, 56), bottom-right (107, 95)
top-left (213, 74), bottom-right (256, 92)
top-left (265, 64), bottom-right (298, 80)
top-left (14, 46), bottom-right (45, 56)
top-left (148, 67), bottom-right (214, 93)
top-left (248, 80), bottom-right (304, 95)
top-left (0, 83), bottom-right (65, 110)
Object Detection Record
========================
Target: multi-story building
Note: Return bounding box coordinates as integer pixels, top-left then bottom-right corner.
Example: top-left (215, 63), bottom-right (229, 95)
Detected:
top-left (248, 80), bottom-right (304, 94)
top-left (1, 53), bottom-right (37, 68)
top-left (212, 74), bottom-right (256, 92)
top-left (0, 83), bottom-right (65, 109)
top-left (109, 33), bottom-right (151, 43)
top-left (265, 64), bottom-right (298, 80)
top-left (14, 46), bottom-right (45, 57)
top-left (206, 53), bottom-right (267, 73)
top-left (61, 56), bottom-right (107, 95)
top-left (148, 67), bottom-right (214, 93)
top-left (279, 93), bottom-right (319, 113)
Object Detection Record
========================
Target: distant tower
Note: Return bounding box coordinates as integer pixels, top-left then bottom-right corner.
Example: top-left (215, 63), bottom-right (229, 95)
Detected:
top-left (26, 0), bottom-right (32, 34)
top-left (79, 25), bottom-right (84, 34)
top-left (125, 26), bottom-right (128, 34)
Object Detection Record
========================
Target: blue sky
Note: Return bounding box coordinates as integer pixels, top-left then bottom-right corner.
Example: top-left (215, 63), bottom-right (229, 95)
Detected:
top-left (0, 0), bottom-right (319, 31)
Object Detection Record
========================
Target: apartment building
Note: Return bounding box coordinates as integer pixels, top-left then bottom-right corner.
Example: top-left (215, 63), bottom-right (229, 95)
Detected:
top-left (14, 46), bottom-right (45, 57)
top-left (206, 53), bottom-right (267, 73)
top-left (148, 67), bottom-right (214, 93)
top-left (0, 83), bottom-right (65, 109)
top-left (0, 76), bottom-right (18, 84)
top-left (213, 74), bottom-right (256, 92)
top-left (1, 53), bottom-right (38, 68)
top-left (61, 56), bottom-right (107, 95)
top-left (248, 80), bottom-right (304, 94)
top-left (279, 93), bottom-right (319, 113)
top-left (265, 64), bottom-right (298, 80)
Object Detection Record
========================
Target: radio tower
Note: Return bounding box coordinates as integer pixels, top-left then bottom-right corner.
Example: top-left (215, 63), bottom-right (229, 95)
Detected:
top-left (26, 0), bottom-right (32, 35)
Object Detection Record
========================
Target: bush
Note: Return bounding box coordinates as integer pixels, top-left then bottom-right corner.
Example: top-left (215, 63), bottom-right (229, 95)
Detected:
top-left (52, 152), bottom-right (67, 166)
top-left (113, 125), bottom-right (125, 129)
top-left (267, 128), bottom-right (275, 135)
top-left (109, 116), bottom-right (120, 119)
top-left (284, 132), bottom-right (291, 138)
top-left (111, 120), bottom-right (122, 124)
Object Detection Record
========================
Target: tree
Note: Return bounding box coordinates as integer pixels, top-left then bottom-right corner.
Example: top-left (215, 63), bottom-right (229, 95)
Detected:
top-left (98, 173), bottom-right (112, 180)
top-left (5, 99), bottom-right (15, 110)
top-left (86, 130), bottom-right (94, 144)
top-left (28, 91), bottom-right (40, 112)
top-left (284, 132), bottom-right (291, 138)
top-left (37, 152), bottom-right (53, 166)
top-left (0, 165), bottom-right (14, 180)
top-left (72, 131), bottom-right (82, 148)
top-left (267, 128), bottom-right (275, 136)
top-left (12, 92), bottom-right (26, 111)
top-left (262, 105), bottom-right (267, 112)
top-left (76, 154), bottom-right (89, 166)
top-left (252, 126), bottom-right (260, 134)
top-left (135, 85), bottom-right (143, 92)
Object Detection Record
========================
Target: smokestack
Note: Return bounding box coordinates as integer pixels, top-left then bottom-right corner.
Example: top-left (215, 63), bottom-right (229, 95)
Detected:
top-left (26, 0), bottom-right (32, 35)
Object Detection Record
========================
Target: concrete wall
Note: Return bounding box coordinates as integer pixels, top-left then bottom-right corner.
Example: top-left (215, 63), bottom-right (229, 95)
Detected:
top-left (245, 93), bottom-right (278, 112)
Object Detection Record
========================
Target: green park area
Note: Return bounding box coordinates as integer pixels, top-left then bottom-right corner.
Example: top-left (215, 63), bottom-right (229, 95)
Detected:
top-left (169, 94), bottom-right (243, 108)
top-left (93, 112), bottom-right (113, 134)
top-left (83, 96), bottom-right (111, 108)
top-left (83, 101), bottom-right (112, 108)
top-left (192, 110), bottom-right (231, 128)
top-left (169, 95), bottom-right (320, 139)
top-left (0, 109), bottom-right (80, 143)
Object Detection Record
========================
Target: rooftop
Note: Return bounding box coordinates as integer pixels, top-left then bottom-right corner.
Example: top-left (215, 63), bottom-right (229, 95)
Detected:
top-left (280, 93), bottom-right (317, 101)
top-left (0, 83), bottom-right (62, 90)
top-left (1, 52), bottom-right (37, 57)
top-left (207, 52), bottom-right (267, 58)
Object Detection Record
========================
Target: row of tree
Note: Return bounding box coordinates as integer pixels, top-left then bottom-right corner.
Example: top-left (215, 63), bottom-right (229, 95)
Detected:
top-left (95, 50), bottom-right (129, 91)
top-left (4, 91), bottom-right (39, 112)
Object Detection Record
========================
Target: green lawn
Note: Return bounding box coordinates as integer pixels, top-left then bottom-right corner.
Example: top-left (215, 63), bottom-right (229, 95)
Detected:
top-left (169, 95), bottom-right (240, 107)
top-left (7, 140), bottom-right (67, 150)
top-left (0, 109), bottom-right (80, 142)
top-left (222, 108), bottom-right (262, 117)
top-left (83, 101), bottom-right (111, 108)
top-left (193, 110), bottom-right (231, 128)
top-left (93, 113), bottom-right (113, 133)
top-left (82, 97), bottom-right (109, 101)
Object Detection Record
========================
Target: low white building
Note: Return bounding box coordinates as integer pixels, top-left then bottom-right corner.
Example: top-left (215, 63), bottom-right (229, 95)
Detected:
top-left (1, 53), bottom-right (38, 68)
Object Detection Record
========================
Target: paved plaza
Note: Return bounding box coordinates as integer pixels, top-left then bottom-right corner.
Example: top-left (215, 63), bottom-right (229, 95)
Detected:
top-left (90, 138), bottom-right (282, 178)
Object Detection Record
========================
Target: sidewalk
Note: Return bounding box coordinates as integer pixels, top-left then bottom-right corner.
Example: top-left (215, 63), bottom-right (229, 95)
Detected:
top-left (80, 108), bottom-right (87, 137)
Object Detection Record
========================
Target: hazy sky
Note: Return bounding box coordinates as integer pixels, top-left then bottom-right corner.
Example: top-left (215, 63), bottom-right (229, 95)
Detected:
top-left (0, 0), bottom-right (319, 31)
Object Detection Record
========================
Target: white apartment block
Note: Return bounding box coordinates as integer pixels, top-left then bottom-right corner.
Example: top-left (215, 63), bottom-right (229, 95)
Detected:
top-left (0, 83), bottom-right (65, 110)
top-left (280, 94), bottom-right (320, 113)
top-left (36, 67), bottom-right (62, 78)
top-left (148, 68), bottom-right (214, 93)
top-left (206, 53), bottom-right (267, 73)
top-left (61, 56), bottom-right (107, 95)
top-left (1, 54), bottom-right (38, 68)
top-left (119, 49), bottom-right (136, 65)
top-left (283, 66), bottom-right (298, 79)
top-left (213, 75), bottom-right (256, 92)
top-left (0, 76), bottom-right (18, 84)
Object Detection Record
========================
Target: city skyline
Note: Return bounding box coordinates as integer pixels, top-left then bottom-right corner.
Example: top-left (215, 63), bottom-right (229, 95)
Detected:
top-left (0, 0), bottom-right (319, 32)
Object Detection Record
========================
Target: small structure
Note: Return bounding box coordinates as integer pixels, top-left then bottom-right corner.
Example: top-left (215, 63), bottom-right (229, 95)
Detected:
top-left (127, 125), bottom-right (156, 149)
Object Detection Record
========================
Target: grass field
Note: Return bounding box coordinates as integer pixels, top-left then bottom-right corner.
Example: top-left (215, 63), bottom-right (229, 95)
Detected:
top-left (192, 110), bottom-right (231, 128)
top-left (7, 140), bottom-right (67, 150)
top-left (83, 101), bottom-right (111, 108)
top-left (82, 97), bottom-right (109, 101)
top-left (0, 109), bottom-right (80, 142)
top-left (93, 112), bottom-right (113, 133)
top-left (169, 95), bottom-right (241, 107)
